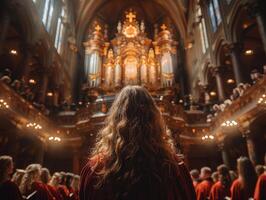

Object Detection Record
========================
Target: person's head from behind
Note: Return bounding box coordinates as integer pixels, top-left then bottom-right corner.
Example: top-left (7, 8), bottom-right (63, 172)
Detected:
top-left (200, 167), bottom-right (212, 180)
top-left (71, 175), bottom-right (80, 191)
top-left (49, 172), bottom-right (61, 187)
top-left (65, 173), bottom-right (74, 188)
top-left (237, 157), bottom-right (257, 195)
top-left (217, 164), bottom-right (231, 187)
top-left (211, 171), bottom-right (219, 183)
top-left (40, 168), bottom-right (51, 184)
top-left (12, 169), bottom-right (25, 186)
top-left (92, 86), bottom-right (177, 194)
top-left (0, 155), bottom-right (13, 183)
top-left (19, 164), bottom-right (41, 194)
top-left (255, 165), bottom-right (264, 176)
top-left (190, 169), bottom-right (200, 182)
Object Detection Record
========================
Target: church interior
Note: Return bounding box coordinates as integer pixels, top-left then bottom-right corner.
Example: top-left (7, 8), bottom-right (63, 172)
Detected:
top-left (0, 0), bottom-right (266, 198)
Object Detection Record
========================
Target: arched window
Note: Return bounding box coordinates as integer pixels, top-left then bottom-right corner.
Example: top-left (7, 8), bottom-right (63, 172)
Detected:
top-left (42, 0), bottom-right (54, 31)
top-left (197, 5), bottom-right (209, 53)
top-left (208, 0), bottom-right (221, 32)
top-left (55, 8), bottom-right (66, 54)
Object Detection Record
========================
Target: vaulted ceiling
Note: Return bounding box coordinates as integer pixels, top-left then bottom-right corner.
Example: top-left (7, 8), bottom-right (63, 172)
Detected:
top-left (74, 0), bottom-right (190, 48)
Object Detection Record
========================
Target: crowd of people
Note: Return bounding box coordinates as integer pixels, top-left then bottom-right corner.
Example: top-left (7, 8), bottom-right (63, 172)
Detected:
top-left (0, 155), bottom-right (80, 200)
top-left (207, 69), bottom-right (265, 123)
top-left (190, 156), bottom-right (266, 200)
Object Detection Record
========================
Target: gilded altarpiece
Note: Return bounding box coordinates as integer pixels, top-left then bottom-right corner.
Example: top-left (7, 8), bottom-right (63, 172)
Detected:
top-left (83, 11), bottom-right (178, 91)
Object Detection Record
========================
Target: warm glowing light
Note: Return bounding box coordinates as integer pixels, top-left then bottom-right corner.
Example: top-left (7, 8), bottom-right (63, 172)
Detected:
top-left (10, 49), bottom-right (17, 55)
top-left (210, 91), bottom-right (217, 96)
top-left (221, 120), bottom-right (238, 127)
top-left (47, 92), bottom-right (53, 97)
top-left (257, 94), bottom-right (266, 104)
top-left (245, 49), bottom-right (254, 55)
top-left (29, 79), bottom-right (36, 84)
top-left (202, 135), bottom-right (214, 141)
top-left (0, 99), bottom-right (10, 109)
top-left (26, 122), bottom-right (42, 129)
top-left (227, 79), bottom-right (235, 84)
top-left (48, 136), bottom-right (61, 142)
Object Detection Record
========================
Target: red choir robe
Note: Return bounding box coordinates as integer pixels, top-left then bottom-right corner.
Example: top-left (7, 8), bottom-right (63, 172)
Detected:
top-left (24, 181), bottom-right (54, 200)
top-left (79, 155), bottom-right (196, 200)
top-left (69, 187), bottom-right (79, 200)
top-left (47, 184), bottom-right (63, 200)
top-left (209, 181), bottom-right (230, 200)
top-left (254, 173), bottom-right (266, 200)
top-left (195, 178), bottom-right (213, 200)
top-left (230, 178), bottom-right (250, 200)
top-left (0, 180), bottom-right (23, 200)
top-left (57, 185), bottom-right (70, 200)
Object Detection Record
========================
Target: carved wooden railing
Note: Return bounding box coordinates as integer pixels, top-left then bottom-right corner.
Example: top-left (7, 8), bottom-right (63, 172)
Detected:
top-left (210, 77), bottom-right (266, 139)
top-left (0, 82), bottom-right (58, 138)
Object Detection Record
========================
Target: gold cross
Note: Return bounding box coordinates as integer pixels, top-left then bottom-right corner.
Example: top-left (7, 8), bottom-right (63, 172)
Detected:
top-left (161, 24), bottom-right (167, 31)
top-left (126, 12), bottom-right (136, 22)
top-left (95, 24), bottom-right (101, 32)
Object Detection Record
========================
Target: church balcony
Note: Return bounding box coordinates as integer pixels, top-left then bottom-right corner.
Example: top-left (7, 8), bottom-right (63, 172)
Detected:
top-left (0, 81), bottom-right (61, 141)
top-left (210, 76), bottom-right (266, 142)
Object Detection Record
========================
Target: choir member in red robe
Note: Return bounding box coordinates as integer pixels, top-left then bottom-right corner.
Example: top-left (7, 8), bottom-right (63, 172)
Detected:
top-left (230, 157), bottom-right (257, 200)
top-left (20, 164), bottom-right (53, 200)
top-left (254, 173), bottom-right (266, 200)
top-left (190, 169), bottom-right (200, 188)
top-left (48, 172), bottom-right (64, 200)
top-left (69, 175), bottom-right (80, 200)
top-left (57, 172), bottom-right (70, 200)
top-left (195, 167), bottom-right (213, 200)
top-left (41, 167), bottom-right (59, 199)
top-left (79, 86), bottom-right (196, 200)
top-left (0, 155), bottom-right (23, 200)
top-left (209, 164), bottom-right (231, 200)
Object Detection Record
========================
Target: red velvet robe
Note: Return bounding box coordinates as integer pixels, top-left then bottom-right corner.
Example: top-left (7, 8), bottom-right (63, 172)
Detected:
top-left (47, 184), bottom-right (63, 200)
top-left (230, 179), bottom-right (250, 200)
top-left (195, 178), bottom-right (213, 200)
top-left (209, 181), bottom-right (230, 200)
top-left (24, 181), bottom-right (54, 200)
top-left (254, 173), bottom-right (266, 200)
top-left (79, 155), bottom-right (196, 200)
top-left (57, 185), bottom-right (70, 200)
top-left (0, 180), bottom-right (23, 200)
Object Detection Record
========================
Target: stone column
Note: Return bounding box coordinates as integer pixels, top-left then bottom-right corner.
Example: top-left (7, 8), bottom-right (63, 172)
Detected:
top-left (0, 12), bottom-right (10, 55)
top-left (241, 128), bottom-right (257, 165)
top-left (72, 148), bottom-right (80, 174)
top-left (228, 43), bottom-right (245, 85)
top-left (213, 67), bottom-right (225, 101)
top-left (34, 138), bottom-right (45, 165)
top-left (38, 70), bottom-right (49, 103)
top-left (246, 2), bottom-right (266, 55)
top-left (218, 142), bottom-right (233, 169)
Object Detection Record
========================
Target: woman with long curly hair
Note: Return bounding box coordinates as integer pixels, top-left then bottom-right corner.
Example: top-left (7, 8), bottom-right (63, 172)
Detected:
top-left (231, 157), bottom-right (257, 200)
top-left (79, 86), bottom-right (196, 200)
top-left (19, 164), bottom-right (52, 200)
top-left (0, 155), bottom-right (23, 199)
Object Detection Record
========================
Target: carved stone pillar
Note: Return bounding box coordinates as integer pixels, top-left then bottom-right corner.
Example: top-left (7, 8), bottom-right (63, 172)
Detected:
top-left (72, 148), bottom-right (80, 174)
top-left (241, 128), bottom-right (257, 165)
top-left (213, 67), bottom-right (225, 101)
top-left (0, 12), bottom-right (10, 55)
top-left (218, 142), bottom-right (233, 169)
top-left (246, 2), bottom-right (266, 55)
top-left (38, 70), bottom-right (49, 103)
top-left (228, 43), bottom-right (245, 84)
top-left (34, 138), bottom-right (45, 165)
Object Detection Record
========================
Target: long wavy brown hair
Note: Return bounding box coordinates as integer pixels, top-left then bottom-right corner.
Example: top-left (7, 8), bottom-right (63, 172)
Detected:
top-left (91, 86), bottom-right (179, 199)
top-left (237, 157), bottom-right (257, 197)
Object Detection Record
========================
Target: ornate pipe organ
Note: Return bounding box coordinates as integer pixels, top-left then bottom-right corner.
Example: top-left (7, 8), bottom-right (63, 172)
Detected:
top-left (83, 11), bottom-right (178, 92)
